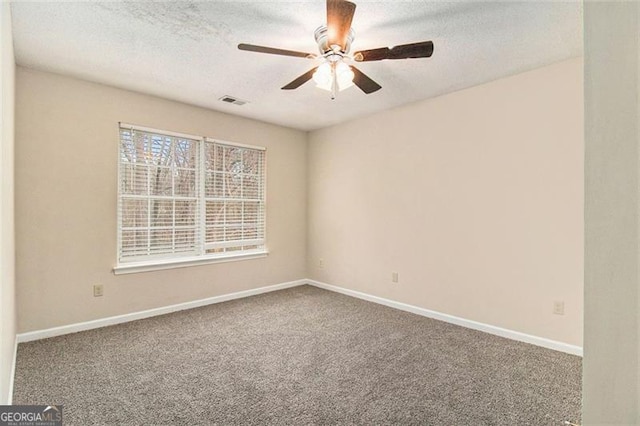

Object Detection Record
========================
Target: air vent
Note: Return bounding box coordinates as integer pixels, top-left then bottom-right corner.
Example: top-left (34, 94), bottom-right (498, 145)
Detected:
top-left (219, 95), bottom-right (248, 106)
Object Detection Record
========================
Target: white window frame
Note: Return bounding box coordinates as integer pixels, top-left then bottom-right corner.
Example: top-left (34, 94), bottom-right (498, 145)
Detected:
top-left (113, 123), bottom-right (267, 275)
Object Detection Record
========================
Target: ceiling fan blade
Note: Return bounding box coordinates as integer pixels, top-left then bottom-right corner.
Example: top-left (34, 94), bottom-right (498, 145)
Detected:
top-left (353, 41), bottom-right (434, 62)
top-left (327, 0), bottom-right (356, 50)
top-left (238, 43), bottom-right (317, 59)
top-left (282, 67), bottom-right (319, 90)
top-left (351, 66), bottom-right (382, 94)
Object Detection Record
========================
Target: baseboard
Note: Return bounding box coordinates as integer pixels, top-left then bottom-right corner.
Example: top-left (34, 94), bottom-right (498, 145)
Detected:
top-left (15, 278), bottom-right (583, 357)
top-left (306, 279), bottom-right (583, 357)
top-left (8, 336), bottom-right (16, 404)
top-left (16, 279), bottom-right (307, 343)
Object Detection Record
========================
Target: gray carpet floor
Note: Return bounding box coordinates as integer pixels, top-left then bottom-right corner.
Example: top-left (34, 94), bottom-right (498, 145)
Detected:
top-left (13, 285), bottom-right (581, 425)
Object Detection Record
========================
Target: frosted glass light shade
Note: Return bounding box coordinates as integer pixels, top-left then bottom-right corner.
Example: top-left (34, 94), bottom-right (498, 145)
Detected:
top-left (336, 62), bottom-right (354, 91)
top-left (313, 63), bottom-right (333, 91)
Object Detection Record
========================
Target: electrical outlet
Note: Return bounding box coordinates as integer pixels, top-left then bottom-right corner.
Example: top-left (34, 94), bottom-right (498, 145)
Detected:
top-left (553, 301), bottom-right (564, 315)
top-left (318, 258), bottom-right (324, 269)
top-left (391, 272), bottom-right (399, 283)
top-left (93, 284), bottom-right (104, 297)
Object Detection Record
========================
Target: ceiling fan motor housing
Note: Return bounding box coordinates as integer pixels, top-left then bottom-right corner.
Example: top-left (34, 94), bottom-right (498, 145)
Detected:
top-left (315, 25), bottom-right (354, 55)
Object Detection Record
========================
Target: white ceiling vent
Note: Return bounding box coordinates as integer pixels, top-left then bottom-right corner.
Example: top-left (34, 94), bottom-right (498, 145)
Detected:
top-left (219, 95), bottom-right (248, 106)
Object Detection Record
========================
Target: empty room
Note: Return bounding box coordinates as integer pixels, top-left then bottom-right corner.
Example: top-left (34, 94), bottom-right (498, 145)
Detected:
top-left (0, 1), bottom-right (638, 425)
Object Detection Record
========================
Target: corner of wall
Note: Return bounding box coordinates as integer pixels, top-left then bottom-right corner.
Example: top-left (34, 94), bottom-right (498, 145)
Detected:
top-left (1, 0), bottom-right (17, 405)
top-left (304, 129), bottom-right (313, 278)
top-left (583, 2), bottom-right (640, 423)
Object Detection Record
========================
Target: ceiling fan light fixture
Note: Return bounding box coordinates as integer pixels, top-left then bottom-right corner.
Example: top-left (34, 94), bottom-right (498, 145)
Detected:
top-left (336, 61), bottom-right (354, 90)
top-left (313, 60), bottom-right (355, 94)
top-left (313, 62), bottom-right (333, 91)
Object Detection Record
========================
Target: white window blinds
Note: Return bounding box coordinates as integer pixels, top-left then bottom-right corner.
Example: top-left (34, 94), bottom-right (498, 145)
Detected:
top-left (204, 139), bottom-right (266, 254)
top-left (117, 124), bottom-right (266, 265)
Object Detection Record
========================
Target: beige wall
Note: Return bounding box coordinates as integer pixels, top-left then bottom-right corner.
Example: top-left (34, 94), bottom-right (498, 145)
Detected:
top-left (583, 2), bottom-right (639, 424)
top-left (15, 67), bottom-right (307, 333)
top-left (1, 2), bottom-right (16, 404)
top-left (308, 58), bottom-right (584, 347)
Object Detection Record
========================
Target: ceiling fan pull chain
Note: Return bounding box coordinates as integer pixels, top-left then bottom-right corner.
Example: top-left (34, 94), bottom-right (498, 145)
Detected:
top-left (330, 62), bottom-right (338, 100)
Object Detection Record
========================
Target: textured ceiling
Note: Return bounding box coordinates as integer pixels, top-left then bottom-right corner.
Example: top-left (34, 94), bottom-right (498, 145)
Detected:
top-left (10, 1), bottom-right (583, 131)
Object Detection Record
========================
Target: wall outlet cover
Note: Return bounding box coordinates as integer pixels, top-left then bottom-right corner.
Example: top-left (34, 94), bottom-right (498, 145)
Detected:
top-left (93, 284), bottom-right (104, 297)
top-left (553, 301), bottom-right (565, 315)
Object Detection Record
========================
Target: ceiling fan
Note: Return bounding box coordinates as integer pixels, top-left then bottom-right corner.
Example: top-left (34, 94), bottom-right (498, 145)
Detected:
top-left (238, 0), bottom-right (434, 99)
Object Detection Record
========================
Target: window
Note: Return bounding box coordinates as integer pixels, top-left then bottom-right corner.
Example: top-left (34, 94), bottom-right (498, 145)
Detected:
top-left (116, 123), bottom-right (266, 273)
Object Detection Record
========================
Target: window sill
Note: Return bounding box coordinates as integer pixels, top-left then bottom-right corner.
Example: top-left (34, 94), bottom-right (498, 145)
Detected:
top-left (113, 250), bottom-right (269, 275)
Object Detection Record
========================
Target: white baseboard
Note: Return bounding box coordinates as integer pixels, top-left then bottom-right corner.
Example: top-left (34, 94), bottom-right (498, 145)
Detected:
top-left (8, 336), bottom-right (16, 404)
top-left (16, 279), bottom-right (306, 343)
top-left (15, 277), bottom-right (583, 357)
top-left (306, 279), bottom-right (583, 357)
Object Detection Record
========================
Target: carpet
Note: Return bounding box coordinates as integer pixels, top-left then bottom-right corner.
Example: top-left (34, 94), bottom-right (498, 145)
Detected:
top-left (13, 285), bottom-right (581, 425)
